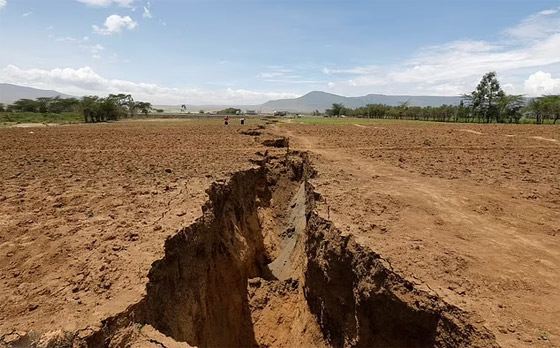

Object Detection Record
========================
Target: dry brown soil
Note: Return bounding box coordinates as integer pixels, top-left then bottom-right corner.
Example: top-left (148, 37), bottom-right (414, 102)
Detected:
top-left (0, 119), bottom-right (558, 348)
top-left (269, 121), bottom-right (560, 348)
top-left (0, 120), bottom-right (265, 340)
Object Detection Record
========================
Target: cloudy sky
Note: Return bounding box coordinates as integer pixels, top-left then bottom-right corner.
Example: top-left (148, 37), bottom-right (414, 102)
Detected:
top-left (1, 0), bottom-right (560, 104)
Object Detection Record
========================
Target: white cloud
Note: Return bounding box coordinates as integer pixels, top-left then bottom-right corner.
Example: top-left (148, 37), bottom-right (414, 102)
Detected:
top-left (52, 36), bottom-right (101, 59)
top-left (323, 8), bottom-right (560, 96)
top-left (93, 15), bottom-right (137, 35)
top-left (538, 9), bottom-right (558, 16)
top-left (323, 65), bottom-right (379, 75)
top-left (506, 7), bottom-right (560, 41)
top-left (90, 44), bottom-right (105, 59)
top-left (0, 0), bottom-right (7, 10)
top-left (142, 7), bottom-right (151, 18)
top-left (55, 36), bottom-right (86, 43)
top-left (257, 68), bottom-right (308, 82)
top-left (143, 2), bottom-right (152, 18)
top-left (22, 11), bottom-right (32, 17)
top-left (524, 71), bottom-right (560, 95)
top-left (0, 64), bottom-right (299, 104)
top-left (258, 72), bottom-right (284, 78)
top-left (77, 0), bottom-right (138, 7)
top-left (257, 70), bottom-right (315, 85)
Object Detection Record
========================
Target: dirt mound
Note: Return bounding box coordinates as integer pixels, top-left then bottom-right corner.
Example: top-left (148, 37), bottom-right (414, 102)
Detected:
top-left (241, 129), bottom-right (263, 136)
top-left (262, 137), bottom-right (289, 148)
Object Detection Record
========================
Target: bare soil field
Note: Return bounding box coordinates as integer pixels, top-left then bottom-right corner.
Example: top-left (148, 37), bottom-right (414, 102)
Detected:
top-left (269, 121), bottom-right (560, 348)
top-left (0, 120), bottom-right (267, 345)
top-left (0, 118), bottom-right (558, 347)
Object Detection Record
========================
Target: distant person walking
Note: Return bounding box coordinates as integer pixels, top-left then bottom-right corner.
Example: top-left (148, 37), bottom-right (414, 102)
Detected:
top-left (224, 115), bottom-right (229, 126)
top-left (240, 117), bottom-right (245, 126)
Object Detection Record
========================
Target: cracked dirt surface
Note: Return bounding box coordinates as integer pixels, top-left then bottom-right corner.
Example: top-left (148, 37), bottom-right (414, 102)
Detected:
top-left (269, 121), bottom-right (560, 348)
top-left (3, 143), bottom-right (498, 347)
top-left (0, 119), bottom-right (558, 348)
top-left (0, 120), bottom-right (267, 339)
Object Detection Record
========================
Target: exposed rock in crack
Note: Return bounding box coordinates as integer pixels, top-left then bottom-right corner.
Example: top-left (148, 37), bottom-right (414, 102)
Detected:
top-left (4, 137), bottom-right (500, 348)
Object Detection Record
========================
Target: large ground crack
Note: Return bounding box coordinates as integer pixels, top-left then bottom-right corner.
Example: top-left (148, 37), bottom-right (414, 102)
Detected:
top-left (9, 134), bottom-right (500, 348)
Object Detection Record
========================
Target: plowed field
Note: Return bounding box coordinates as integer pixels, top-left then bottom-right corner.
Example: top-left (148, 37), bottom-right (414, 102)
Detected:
top-left (1, 119), bottom-right (559, 348)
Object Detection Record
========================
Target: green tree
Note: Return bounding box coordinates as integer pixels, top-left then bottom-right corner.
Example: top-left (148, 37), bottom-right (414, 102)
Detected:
top-left (12, 99), bottom-right (39, 113)
top-left (540, 95), bottom-right (560, 124)
top-left (497, 94), bottom-right (524, 123)
top-left (107, 94), bottom-right (134, 119)
top-left (135, 101), bottom-right (153, 116)
top-left (463, 72), bottom-right (505, 123)
top-left (326, 103), bottom-right (344, 117)
top-left (0, 103), bottom-right (5, 112)
top-left (79, 96), bottom-right (101, 123)
top-left (36, 97), bottom-right (52, 113)
top-left (100, 97), bottom-right (121, 121)
top-left (217, 108), bottom-right (241, 115)
top-left (50, 97), bottom-right (79, 113)
top-left (524, 96), bottom-right (560, 124)
top-left (456, 100), bottom-right (469, 122)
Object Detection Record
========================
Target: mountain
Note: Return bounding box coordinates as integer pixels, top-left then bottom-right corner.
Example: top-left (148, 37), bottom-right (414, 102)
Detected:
top-left (0, 84), bottom-right (464, 113)
top-left (260, 91), bottom-right (463, 113)
top-left (0, 83), bottom-right (74, 104)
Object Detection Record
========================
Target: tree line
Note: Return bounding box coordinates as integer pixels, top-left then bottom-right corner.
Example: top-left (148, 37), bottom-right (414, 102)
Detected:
top-left (326, 72), bottom-right (559, 124)
top-left (0, 94), bottom-right (154, 123)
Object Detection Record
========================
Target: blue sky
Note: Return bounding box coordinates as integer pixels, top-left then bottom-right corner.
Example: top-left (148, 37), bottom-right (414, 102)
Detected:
top-left (1, 0), bottom-right (560, 104)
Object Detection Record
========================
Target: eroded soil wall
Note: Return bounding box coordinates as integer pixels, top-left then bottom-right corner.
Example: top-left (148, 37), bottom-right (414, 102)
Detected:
top-left (305, 215), bottom-right (498, 348)
top-left (138, 166), bottom-right (271, 346)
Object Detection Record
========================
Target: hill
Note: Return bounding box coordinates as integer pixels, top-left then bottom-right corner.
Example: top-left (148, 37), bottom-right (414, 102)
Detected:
top-left (0, 83), bottom-right (74, 104)
top-left (260, 91), bottom-right (463, 113)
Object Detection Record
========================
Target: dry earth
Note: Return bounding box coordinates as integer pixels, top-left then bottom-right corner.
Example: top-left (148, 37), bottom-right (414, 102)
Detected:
top-left (0, 118), bottom-right (558, 347)
top-left (0, 120), bottom-right (265, 340)
top-left (269, 121), bottom-right (560, 348)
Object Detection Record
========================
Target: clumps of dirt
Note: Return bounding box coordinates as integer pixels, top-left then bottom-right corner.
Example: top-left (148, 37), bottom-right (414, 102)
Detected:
top-left (10, 144), bottom-right (499, 348)
top-left (241, 129), bottom-right (262, 136)
top-left (262, 137), bottom-right (290, 148)
top-left (61, 151), bottom-right (320, 348)
top-left (0, 329), bottom-right (77, 348)
top-left (304, 216), bottom-right (499, 348)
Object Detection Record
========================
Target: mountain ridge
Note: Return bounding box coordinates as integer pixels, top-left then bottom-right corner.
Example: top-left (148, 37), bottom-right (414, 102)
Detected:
top-left (1, 83), bottom-right (465, 113)
top-left (260, 91), bottom-right (463, 113)
top-left (0, 83), bottom-right (74, 104)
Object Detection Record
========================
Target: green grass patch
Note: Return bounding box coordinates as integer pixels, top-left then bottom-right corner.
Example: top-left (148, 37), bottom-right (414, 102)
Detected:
top-left (281, 116), bottom-right (425, 125)
top-left (519, 118), bottom-right (557, 125)
top-left (280, 116), bottom-right (559, 126)
top-left (0, 112), bottom-right (82, 124)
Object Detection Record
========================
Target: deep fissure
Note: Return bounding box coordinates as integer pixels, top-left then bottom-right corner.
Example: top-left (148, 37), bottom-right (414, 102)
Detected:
top-left (76, 145), bottom-right (498, 348)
